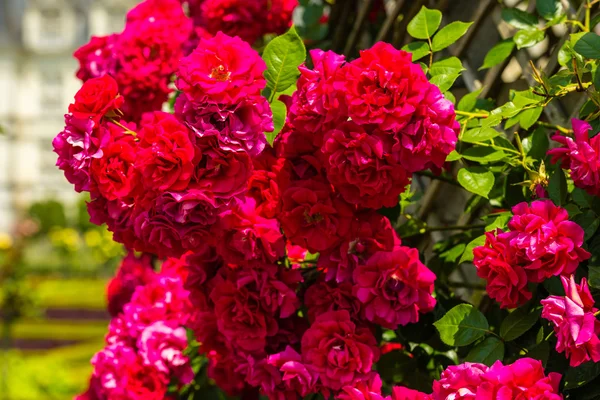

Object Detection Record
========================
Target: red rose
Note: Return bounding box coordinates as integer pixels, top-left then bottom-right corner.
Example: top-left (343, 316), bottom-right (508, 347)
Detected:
top-left (304, 280), bottom-right (362, 323)
top-left (279, 178), bottom-right (354, 253)
top-left (191, 137), bottom-right (253, 201)
top-left (213, 196), bottom-right (285, 266)
top-left (321, 121), bottom-right (411, 209)
top-left (68, 75), bottom-right (123, 122)
top-left (177, 32), bottom-right (266, 104)
top-left (319, 211), bottom-right (399, 283)
top-left (136, 112), bottom-right (196, 192)
top-left (200, 0), bottom-right (268, 44)
top-left (354, 246), bottom-right (436, 329)
top-left (106, 252), bottom-right (155, 317)
top-left (473, 231), bottom-right (532, 309)
top-left (301, 310), bottom-right (379, 391)
top-left (89, 128), bottom-right (138, 201)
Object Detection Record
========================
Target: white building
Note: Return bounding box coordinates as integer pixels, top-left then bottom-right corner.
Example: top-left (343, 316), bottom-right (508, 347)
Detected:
top-left (0, 0), bottom-right (136, 232)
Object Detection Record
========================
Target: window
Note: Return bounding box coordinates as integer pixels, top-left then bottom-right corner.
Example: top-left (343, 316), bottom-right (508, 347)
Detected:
top-left (39, 7), bottom-right (63, 46)
top-left (39, 69), bottom-right (63, 114)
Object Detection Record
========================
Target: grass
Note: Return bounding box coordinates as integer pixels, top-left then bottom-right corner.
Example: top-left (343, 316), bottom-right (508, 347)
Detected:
top-left (2, 340), bottom-right (104, 400)
top-left (32, 278), bottom-right (109, 310)
top-left (11, 319), bottom-right (108, 341)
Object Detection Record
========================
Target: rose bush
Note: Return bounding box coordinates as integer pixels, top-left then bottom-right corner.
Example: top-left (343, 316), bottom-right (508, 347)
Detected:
top-left (53, 0), bottom-right (600, 399)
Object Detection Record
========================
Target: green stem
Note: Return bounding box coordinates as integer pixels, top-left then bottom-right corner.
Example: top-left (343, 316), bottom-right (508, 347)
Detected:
top-left (535, 121), bottom-right (573, 134)
top-left (455, 110), bottom-right (489, 118)
top-left (472, 141), bottom-right (521, 156)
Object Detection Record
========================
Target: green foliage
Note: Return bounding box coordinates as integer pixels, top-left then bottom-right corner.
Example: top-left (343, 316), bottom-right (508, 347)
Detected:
top-left (431, 21), bottom-right (473, 52)
top-left (573, 33), bottom-right (600, 59)
top-left (434, 304), bottom-right (489, 346)
top-left (499, 306), bottom-right (542, 341)
top-left (466, 337), bottom-right (505, 366)
top-left (480, 40), bottom-right (515, 70)
top-left (407, 6), bottom-right (442, 40)
top-left (263, 26), bottom-right (306, 98)
top-left (457, 167), bottom-right (494, 198)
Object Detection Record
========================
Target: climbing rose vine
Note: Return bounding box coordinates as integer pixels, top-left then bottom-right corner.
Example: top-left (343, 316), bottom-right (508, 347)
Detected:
top-left (53, 0), bottom-right (600, 399)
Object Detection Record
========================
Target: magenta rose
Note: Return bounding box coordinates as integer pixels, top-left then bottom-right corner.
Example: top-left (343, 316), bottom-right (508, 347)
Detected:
top-left (473, 230), bottom-right (532, 309)
top-left (321, 121), bottom-right (411, 209)
top-left (353, 246), bottom-right (436, 329)
top-left (301, 310), bottom-right (379, 391)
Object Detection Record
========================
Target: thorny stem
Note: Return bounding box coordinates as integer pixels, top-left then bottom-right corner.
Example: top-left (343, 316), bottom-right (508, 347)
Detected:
top-left (535, 121), bottom-right (573, 134)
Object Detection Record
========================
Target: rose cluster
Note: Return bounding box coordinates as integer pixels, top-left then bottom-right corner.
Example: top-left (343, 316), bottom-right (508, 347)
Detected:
top-left (473, 199), bottom-right (590, 308)
top-left (391, 358), bottom-right (562, 400)
top-left (78, 257), bottom-right (193, 400)
top-left (181, 0), bottom-right (298, 44)
top-left (55, 0), bottom-right (459, 396)
top-left (73, 0), bottom-right (296, 122)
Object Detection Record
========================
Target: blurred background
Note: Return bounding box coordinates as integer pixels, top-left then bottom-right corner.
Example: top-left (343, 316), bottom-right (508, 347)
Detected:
top-left (0, 1), bottom-right (136, 399)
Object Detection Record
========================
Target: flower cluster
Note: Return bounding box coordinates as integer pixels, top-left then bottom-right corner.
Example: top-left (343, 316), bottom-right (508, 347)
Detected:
top-left (473, 199), bottom-right (590, 308)
top-left (391, 358), bottom-right (562, 400)
top-left (549, 119), bottom-right (600, 197)
top-left (78, 257), bottom-right (193, 400)
top-left (74, 0), bottom-right (297, 123)
top-left (277, 45), bottom-right (459, 211)
top-left (57, 4), bottom-right (452, 397)
top-left (183, 0), bottom-right (298, 44)
top-left (57, 32), bottom-right (271, 260)
top-left (542, 275), bottom-right (600, 367)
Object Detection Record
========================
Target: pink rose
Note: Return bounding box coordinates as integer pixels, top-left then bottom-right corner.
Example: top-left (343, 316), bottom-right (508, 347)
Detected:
top-left (541, 275), bottom-right (600, 366)
top-left (301, 310), bottom-right (380, 391)
top-left (353, 246), bottom-right (436, 329)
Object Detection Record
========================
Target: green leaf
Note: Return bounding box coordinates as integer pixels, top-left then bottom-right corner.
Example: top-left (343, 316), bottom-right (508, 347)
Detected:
top-left (573, 211), bottom-right (600, 241)
top-left (462, 147), bottom-right (507, 163)
top-left (429, 74), bottom-right (461, 93)
top-left (458, 167), bottom-right (495, 198)
top-left (573, 33), bottom-right (600, 59)
top-left (262, 26), bottom-right (306, 98)
top-left (522, 127), bottom-right (549, 159)
top-left (565, 361), bottom-right (600, 389)
top-left (457, 88), bottom-right (483, 112)
top-left (480, 40), bottom-right (515, 70)
top-left (528, 340), bottom-right (550, 367)
top-left (514, 29), bottom-right (545, 50)
top-left (461, 127), bottom-right (499, 143)
top-left (484, 211), bottom-right (512, 231)
top-left (459, 235), bottom-right (486, 264)
top-left (501, 8), bottom-right (538, 30)
top-left (536, 0), bottom-right (563, 20)
top-left (588, 265), bottom-right (600, 289)
top-left (519, 106), bottom-right (544, 130)
top-left (446, 150), bottom-right (462, 161)
top-left (466, 337), bottom-right (505, 366)
top-left (407, 6), bottom-right (442, 40)
top-left (548, 167), bottom-right (567, 206)
top-left (500, 307), bottom-right (542, 341)
top-left (429, 57), bottom-right (465, 76)
top-left (433, 304), bottom-right (489, 346)
top-left (431, 21), bottom-right (473, 52)
top-left (402, 41), bottom-right (430, 61)
top-left (429, 57), bottom-right (464, 92)
top-left (267, 99), bottom-right (287, 145)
